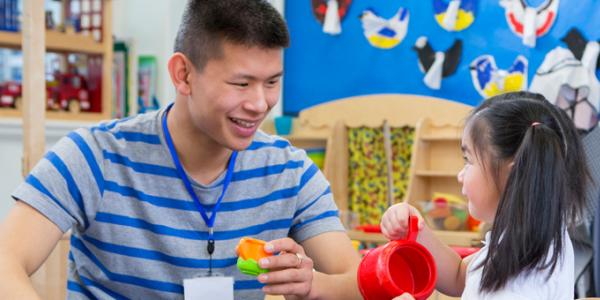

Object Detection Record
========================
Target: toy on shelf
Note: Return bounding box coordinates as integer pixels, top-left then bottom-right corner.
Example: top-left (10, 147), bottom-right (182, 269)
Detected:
top-left (67, 0), bottom-right (104, 42)
top-left (113, 41), bottom-right (130, 118)
top-left (0, 0), bottom-right (20, 32)
top-left (0, 81), bottom-right (22, 109)
top-left (355, 224), bottom-right (381, 233)
top-left (137, 55), bottom-right (161, 113)
top-left (236, 237), bottom-right (273, 276)
top-left (0, 70), bottom-right (92, 114)
top-left (306, 148), bottom-right (326, 170)
top-left (46, 71), bottom-right (91, 113)
top-left (358, 216), bottom-right (437, 300)
top-left (421, 192), bottom-right (479, 231)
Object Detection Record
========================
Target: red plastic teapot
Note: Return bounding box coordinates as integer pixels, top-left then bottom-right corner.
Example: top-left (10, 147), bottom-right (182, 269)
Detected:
top-left (357, 216), bottom-right (437, 300)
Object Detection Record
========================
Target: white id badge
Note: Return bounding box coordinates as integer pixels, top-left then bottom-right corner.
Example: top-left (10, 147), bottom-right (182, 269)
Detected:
top-left (183, 276), bottom-right (234, 300)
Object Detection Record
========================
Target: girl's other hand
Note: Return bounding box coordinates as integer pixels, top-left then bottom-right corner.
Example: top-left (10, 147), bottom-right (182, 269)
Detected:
top-left (381, 203), bottom-right (425, 240)
top-left (393, 292), bottom-right (416, 300)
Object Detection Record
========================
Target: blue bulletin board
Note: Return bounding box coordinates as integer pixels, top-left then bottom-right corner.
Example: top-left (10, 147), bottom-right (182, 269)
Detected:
top-left (283, 0), bottom-right (600, 116)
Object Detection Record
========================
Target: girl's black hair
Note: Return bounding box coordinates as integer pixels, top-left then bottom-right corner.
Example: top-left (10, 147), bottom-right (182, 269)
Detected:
top-left (466, 91), bottom-right (590, 293)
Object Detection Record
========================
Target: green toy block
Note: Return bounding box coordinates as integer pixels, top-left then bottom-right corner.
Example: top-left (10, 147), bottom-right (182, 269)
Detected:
top-left (237, 257), bottom-right (269, 276)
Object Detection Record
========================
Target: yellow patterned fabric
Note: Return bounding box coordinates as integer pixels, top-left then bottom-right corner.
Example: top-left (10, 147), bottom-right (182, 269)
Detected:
top-left (348, 126), bottom-right (415, 225)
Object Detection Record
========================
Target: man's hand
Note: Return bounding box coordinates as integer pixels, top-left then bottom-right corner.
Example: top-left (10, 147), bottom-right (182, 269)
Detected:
top-left (258, 237), bottom-right (314, 299)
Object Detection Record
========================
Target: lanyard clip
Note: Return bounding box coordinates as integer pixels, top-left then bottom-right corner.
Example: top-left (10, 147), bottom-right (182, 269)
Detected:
top-left (207, 228), bottom-right (215, 255)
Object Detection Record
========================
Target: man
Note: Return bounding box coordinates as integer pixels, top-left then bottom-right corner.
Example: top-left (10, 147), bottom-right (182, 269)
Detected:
top-left (0, 1), bottom-right (361, 299)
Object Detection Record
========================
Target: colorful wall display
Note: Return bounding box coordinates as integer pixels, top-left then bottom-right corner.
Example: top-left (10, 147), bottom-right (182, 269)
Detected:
top-left (499, 0), bottom-right (559, 48)
top-left (359, 7), bottom-right (409, 49)
top-left (311, 0), bottom-right (352, 35)
top-left (530, 46), bottom-right (599, 133)
top-left (414, 37), bottom-right (462, 89)
top-left (433, 0), bottom-right (477, 32)
top-left (283, 0), bottom-right (599, 116)
top-left (470, 54), bottom-right (528, 98)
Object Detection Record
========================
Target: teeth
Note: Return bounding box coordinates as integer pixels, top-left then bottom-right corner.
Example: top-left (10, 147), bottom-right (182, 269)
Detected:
top-left (231, 118), bottom-right (256, 128)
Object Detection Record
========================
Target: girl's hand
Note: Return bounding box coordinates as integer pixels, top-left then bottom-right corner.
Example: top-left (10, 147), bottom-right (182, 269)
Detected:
top-left (381, 203), bottom-right (425, 240)
top-left (257, 238), bottom-right (314, 299)
top-left (393, 292), bottom-right (416, 300)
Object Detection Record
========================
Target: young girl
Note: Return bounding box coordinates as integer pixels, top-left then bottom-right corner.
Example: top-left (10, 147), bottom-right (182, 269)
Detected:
top-left (381, 92), bottom-right (590, 299)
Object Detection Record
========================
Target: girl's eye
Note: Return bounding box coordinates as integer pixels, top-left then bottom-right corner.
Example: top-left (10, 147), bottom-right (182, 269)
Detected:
top-left (463, 156), bottom-right (470, 164)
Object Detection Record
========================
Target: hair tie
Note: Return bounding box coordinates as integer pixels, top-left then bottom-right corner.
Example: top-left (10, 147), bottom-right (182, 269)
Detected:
top-left (531, 122), bottom-right (542, 127)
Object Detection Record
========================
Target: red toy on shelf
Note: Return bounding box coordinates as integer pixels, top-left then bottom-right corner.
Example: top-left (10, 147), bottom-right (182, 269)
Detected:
top-left (355, 224), bottom-right (382, 233)
top-left (0, 81), bottom-right (22, 108)
top-left (46, 72), bottom-right (90, 113)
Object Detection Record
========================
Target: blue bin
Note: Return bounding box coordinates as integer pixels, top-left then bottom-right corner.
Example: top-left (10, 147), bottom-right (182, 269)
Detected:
top-left (274, 116), bottom-right (293, 135)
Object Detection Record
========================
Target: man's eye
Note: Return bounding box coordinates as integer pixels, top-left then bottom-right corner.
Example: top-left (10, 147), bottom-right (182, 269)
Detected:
top-left (228, 82), bottom-right (248, 87)
top-left (267, 79), bottom-right (280, 86)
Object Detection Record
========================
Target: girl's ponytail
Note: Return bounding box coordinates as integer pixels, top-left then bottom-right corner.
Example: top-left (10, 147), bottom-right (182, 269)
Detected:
top-left (467, 92), bottom-right (590, 293)
top-left (481, 121), bottom-right (567, 291)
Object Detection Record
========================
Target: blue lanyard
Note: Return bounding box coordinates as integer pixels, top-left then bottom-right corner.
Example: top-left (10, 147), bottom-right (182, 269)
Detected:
top-left (161, 104), bottom-right (237, 246)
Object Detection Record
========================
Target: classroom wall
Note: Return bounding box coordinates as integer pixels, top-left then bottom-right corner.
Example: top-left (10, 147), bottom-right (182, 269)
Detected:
top-left (283, 0), bottom-right (600, 115)
top-left (112, 0), bottom-right (187, 106)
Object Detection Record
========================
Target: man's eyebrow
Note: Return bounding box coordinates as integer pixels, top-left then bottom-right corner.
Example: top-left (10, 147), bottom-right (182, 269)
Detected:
top-left (230, 72), bottom-right (283, 80)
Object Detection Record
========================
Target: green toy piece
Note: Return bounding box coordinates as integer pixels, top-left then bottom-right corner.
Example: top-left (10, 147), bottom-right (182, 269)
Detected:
top-left (237, 257), bottom-right (269, 276)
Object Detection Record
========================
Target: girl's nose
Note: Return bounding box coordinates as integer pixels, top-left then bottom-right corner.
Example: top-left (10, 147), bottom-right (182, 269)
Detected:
top-left (457, 166), bottom-right (465, 183)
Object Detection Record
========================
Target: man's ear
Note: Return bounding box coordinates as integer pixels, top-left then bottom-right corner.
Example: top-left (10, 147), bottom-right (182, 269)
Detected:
top-left (168, 53), bottom-right (192, 96)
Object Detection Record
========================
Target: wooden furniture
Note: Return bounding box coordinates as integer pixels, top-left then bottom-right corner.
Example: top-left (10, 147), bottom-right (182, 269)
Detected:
top-left (9, 1), bottom-right (111, 299)
top-left (0, 0), bottom-right (113, 121)
top-left (288, 94), bottom-right (481, 246)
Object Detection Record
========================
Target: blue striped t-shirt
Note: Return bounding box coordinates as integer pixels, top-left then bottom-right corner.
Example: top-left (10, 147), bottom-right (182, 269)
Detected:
top-left (12, 107), bottom-right (343, 299)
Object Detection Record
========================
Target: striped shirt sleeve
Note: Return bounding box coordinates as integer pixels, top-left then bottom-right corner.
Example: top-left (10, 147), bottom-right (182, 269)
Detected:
top-left (11, 128), bottom-right (104, 233)
top-left (289, 152), bottom-right (344, 242)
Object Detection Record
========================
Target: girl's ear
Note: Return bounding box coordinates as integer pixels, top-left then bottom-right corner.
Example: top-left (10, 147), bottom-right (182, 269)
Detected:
top-left (496, 160), bottom-right (515, 192)
top-left (167, 53), bottom-right (192, 96)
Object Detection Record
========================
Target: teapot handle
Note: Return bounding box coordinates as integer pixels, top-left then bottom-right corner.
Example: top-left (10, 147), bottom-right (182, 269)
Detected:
top-left (406, 215), bottom-right (419, 242)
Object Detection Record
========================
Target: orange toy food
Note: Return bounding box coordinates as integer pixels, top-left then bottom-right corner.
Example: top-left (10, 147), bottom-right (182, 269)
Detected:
top-left (236, 237), bottom-right (272, 276)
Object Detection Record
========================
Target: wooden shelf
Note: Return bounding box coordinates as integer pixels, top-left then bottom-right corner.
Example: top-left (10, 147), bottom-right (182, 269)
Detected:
top-left (46, 110), bottom-right (108, 122)
top-left (0, 30), bottom-right (105, 54)
top-left (0, 0), bottom-right (113, 123)
top-left (348, 230), bottom-right (482, 247)
top-left (0, 30), bottom-right (20, 46)
top-left (284, 135), bottom-right (326, 142)
top-left (347, 230), bottom-right (388, 243)
top-left (434, 230), bottom-right (482, 247)
top-left (421, 135), bottom-right (461, 142)
top-left (415, 170), bottom-right (459, 177)
top-left (0, 108), bottom-right (109, 122)
top-left (285, 135), bottom-right (327, 149)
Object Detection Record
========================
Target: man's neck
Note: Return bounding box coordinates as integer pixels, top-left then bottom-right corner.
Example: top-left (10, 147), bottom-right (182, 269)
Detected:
top-left (167, 102), bottom-right (233, 185)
